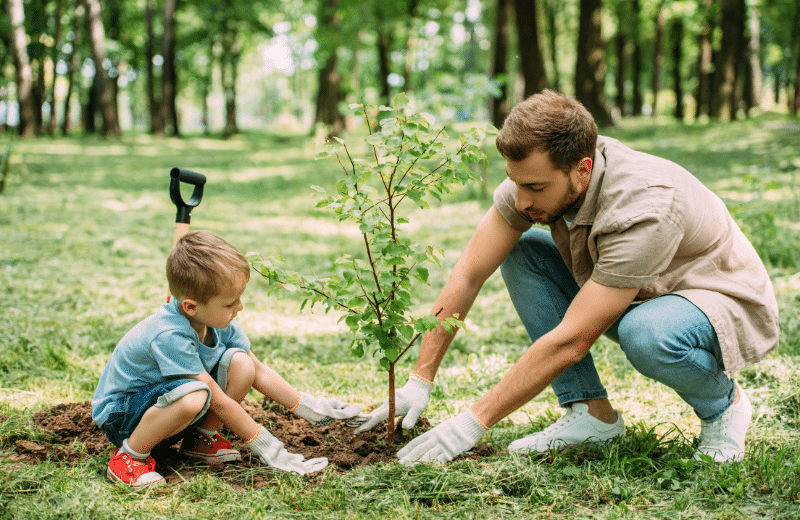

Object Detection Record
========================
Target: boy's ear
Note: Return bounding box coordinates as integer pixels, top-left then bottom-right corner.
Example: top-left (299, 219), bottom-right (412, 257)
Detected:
top-left (180, 298), bottom-right (199, 317)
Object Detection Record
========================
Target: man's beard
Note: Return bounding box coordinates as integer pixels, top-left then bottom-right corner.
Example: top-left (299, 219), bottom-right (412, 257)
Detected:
top-left (530, 182), bottom-right (582, 225)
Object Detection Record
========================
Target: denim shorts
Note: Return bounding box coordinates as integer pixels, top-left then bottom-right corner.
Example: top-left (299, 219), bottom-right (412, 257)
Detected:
top-left (99, 347), bottom-right (244, 448)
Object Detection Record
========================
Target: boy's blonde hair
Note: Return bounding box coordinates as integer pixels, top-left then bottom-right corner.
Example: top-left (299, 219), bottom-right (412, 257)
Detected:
top-left (167, 230), bottom-right (250, 303)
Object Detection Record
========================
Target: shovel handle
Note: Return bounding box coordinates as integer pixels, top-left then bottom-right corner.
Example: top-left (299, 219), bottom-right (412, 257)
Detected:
top-left (170, 168), bottom-right (206, 225)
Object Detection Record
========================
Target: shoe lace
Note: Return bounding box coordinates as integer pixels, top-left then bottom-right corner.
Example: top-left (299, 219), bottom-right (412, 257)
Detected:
top-left (539, 407), bottom-right (579, 435)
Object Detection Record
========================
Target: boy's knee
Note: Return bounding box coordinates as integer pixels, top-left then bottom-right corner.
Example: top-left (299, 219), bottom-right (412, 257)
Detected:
top-left (228, 351), bottom-right (255, 384)
top-left (179, 389), bottom-right (210, 416)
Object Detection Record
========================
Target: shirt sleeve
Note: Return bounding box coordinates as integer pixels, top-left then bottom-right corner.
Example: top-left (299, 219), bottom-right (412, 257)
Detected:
top-left (591, 187), bottom-right (684, 289)
top-left (492, 178), bottom-right (533, 232)
top-left (149, 330), bottom-right (205, 377)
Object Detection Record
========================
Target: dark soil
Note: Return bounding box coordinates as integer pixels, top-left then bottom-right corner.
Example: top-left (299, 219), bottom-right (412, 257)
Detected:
top-left (6, 400), bottom-right (494, 490)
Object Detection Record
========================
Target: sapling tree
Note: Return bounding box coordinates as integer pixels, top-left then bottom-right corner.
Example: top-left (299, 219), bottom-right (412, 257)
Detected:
top-left (250, 95), bottom-right (492, 443)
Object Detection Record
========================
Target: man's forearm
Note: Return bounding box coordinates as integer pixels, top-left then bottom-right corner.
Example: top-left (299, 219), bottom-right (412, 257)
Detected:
top-left (471, 331), bottom-right (589, 427)
top-left (413, 274), bottom-right (483, 382)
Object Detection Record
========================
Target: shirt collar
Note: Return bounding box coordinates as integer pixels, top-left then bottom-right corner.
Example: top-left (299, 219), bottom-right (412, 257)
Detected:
top-left (572, 144), bottom-right (606, 226)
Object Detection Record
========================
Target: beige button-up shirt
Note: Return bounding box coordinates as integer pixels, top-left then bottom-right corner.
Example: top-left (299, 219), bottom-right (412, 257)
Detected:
top-left (494, 136), bottom-right (779, 375)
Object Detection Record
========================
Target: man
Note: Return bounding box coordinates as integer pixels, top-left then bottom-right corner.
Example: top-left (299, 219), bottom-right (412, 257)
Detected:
top-left (354, 90), bottom-right (779, 464)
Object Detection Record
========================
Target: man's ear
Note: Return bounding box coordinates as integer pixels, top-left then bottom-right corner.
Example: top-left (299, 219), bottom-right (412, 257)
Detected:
top-left (576, 157), bottom-right (593, 187)
top-left (180, 298), bottom-right (199, 317)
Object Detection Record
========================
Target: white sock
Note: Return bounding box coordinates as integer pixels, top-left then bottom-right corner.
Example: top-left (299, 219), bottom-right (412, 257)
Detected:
top-left (121, 438), bottom-right (150, 460)
top-left (197, 427), bottom-right (217, 437)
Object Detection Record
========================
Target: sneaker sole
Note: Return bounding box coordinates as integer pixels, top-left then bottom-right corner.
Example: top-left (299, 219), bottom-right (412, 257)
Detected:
top-left (180, 450), bottom-right (242, 463)
top-left (106, 467), bottom-right (165, 489)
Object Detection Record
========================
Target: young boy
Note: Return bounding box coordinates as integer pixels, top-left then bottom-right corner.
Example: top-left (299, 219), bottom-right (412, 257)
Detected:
top-left (92, 230), bottom-right (361, 488)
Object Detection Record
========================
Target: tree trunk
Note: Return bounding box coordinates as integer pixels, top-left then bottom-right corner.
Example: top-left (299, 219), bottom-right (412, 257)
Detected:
top-left (631, 0), bottom-right (642, 115)
top-left (377, 29), bottom-right (391, 105)
top-left (575, 0), bottom-right (612, 126)
top-left (671, 18), bottom-right (684, 120)
top-left (47, 0), bottom-right (63, 135)
top-left (82, 0), bottom-right (122, 137)
top-left (490, 0), bottom-right (511, 128)
top-left (6, 0), bottom-right (38, 137)
top-left (314, 0), bottom-right (344, 136)
top-left (161, 0), bottom-right (179, 136)
top-left (221, 18), bottom-right (239, 138)
top-left (544, 0), bottom-right (560, 92)
top-left (745, 7), bottom-right (762, 113)
top-left (651, 4), bottom-right (665, 117)
top-left (61, 8), bottom-right (82, 135)
top-left (146, 0), bottom-right (163, 134)
top-left (711, 0), bottom-right (747, 120)
top-left (695, 0), bottom-right (713, 117)
top-left (792, 6), bottom-right (800, 115)
top-left (513, 0), bottom-right (548, 97)
top-left (615, 31), bottom-right (627, 116)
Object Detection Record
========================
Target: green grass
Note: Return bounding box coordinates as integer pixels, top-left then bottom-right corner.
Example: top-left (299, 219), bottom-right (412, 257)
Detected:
top-left (1, 115), bottom-right (799, 518)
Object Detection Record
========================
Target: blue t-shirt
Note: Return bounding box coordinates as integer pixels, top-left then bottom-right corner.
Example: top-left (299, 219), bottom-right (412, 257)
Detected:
top-left (91, 298), bottom-right (251, 427)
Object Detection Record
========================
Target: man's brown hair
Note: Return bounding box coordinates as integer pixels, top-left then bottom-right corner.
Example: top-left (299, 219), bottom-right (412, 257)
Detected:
top-left (167, 230), bottom-right (250, 303)
top-left (495, 90), bottom-right (598, 172)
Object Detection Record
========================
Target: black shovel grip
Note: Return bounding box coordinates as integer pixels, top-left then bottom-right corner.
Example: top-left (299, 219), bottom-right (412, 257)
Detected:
top-left (170, 168), bottom-right (206, 224)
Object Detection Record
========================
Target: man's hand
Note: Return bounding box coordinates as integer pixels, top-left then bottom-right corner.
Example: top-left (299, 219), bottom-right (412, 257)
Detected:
top-left (353, 375), bottom-right (432, 434)
top-left (247, 426), bottom-right (328, 475)
top-left (292, 392), bottom-right (361, 426)
top-left (396, 410), bottom-right (488, 464)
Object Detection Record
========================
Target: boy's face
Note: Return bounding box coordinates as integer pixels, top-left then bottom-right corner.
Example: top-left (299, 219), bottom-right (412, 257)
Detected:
top-left (190, 272), bottom-right (247, 330)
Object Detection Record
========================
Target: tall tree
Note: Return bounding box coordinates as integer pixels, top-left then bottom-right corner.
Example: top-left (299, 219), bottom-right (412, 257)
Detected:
top-left (671, 16), bottom-right (684, 120)
top-left (651, 2), bottom-right (665, 117)
top-left (711, 0), bottom-right (747, 120)
top-left (82, 0), bottom-right (122, 136)
top-left (575, 0), bottom-right (612, 125)
top-left (490, 0), bottom-right (511, 128)
top-left (6, 0), bottom-right (37, 136)
top-left (630, 0), bottom-right (643, 115)
top-left (542, 0), bottom-right (561, 92)
top-left (47, 0), bottom-right (63, 135)
top-left (314, 0), bottom-right (345, 135)
top-left (145, 0), bottom-right (162, 134)
top-left (694, 0), bottom-right (713, 117)
top-left (745, 6), bottom-right (762, 113)
top-left (61, 7), bottom-right (82, 135)
top-left (161, 0), bottom-right (179, 136)
top-left (513, 0), bottom-right (548, 97)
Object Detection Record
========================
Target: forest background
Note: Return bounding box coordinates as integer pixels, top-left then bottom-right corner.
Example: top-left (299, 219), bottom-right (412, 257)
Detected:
top-left (2, 0), bottom-right (800, 518)
top-left (1, 0), bottom-right (799, 139)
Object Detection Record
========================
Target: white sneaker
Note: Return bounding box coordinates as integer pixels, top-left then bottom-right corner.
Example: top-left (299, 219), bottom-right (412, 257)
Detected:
top-left (694, 381), bottom-right (752, 462)
top-left (508, 403), bottom-right (625, 454)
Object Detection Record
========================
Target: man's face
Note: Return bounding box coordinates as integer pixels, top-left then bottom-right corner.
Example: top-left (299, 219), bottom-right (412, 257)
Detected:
top-left (506, 151), bottom-right (591, 225)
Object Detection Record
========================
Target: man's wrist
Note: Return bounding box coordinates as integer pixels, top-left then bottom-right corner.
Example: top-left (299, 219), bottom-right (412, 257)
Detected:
top-left (410, 372), bottom-right (434, 387)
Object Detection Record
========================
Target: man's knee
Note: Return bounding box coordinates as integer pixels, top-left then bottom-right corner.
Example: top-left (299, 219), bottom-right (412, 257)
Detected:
top-left (500, 228), bottom-right (558, 280)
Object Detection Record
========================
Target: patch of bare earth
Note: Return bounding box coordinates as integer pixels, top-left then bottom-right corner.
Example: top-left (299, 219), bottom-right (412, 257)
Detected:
top-left (4, 400), bottom-right (494, 490)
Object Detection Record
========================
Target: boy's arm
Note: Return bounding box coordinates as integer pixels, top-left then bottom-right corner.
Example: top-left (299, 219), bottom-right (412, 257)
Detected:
top-left (247, 351), bottom-right (301, 409)
top-left (248, 351), bottom-right (361, 424)
top-left (188, 371), bottom-right (261, 441)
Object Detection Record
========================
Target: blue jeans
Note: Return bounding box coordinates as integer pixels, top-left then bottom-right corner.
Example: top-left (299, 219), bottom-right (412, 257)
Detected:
top-left (500, 228), bottom-right (735, 422)
top-left (99, 348), bottom-right (244, 448)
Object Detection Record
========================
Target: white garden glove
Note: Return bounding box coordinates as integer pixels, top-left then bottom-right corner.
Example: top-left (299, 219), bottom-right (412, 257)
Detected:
top-left (247, 426), bottom-right (328, 475)
top-left (396, 410), bottom-right (488, 465)
top-left (292, 392), bottom-right (361, 426)
top-left (353, 375), bottom-right (432, 434)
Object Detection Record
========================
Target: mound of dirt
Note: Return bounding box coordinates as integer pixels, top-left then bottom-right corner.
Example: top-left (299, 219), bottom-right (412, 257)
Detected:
top-left (7, 400), bottom-right (494, 489)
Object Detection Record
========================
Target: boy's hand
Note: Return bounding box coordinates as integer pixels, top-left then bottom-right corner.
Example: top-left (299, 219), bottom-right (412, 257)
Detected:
top-left (293, 392), bottom-right (361, 426)
top-left (247, 426), bottom-right (328, 475)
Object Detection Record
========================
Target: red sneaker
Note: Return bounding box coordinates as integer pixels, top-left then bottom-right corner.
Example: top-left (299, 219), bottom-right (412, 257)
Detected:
top-left (106, 449), bottom-right (165, 489)
top-left (180, 429), bottom-right (242, 463)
